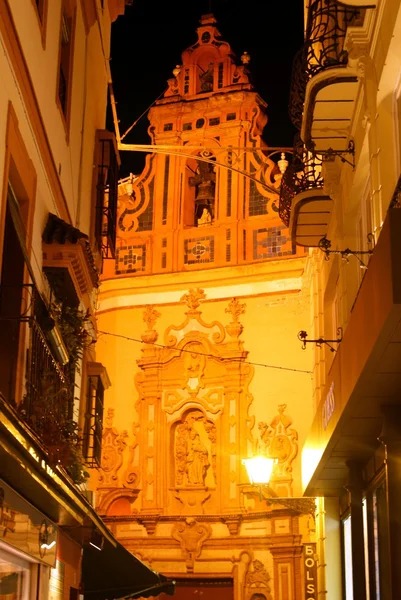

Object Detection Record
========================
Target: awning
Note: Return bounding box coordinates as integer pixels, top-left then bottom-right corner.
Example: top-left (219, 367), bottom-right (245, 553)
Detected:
top-left (82, 538), bottom-right (175, 599)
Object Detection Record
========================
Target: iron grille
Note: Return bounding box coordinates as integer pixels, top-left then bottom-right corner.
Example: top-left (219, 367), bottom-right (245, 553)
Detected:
top-left (279, 141), bottom-right (324, 227)
top-left (289, 0), bottom-right (361, 130)
top-left (83, 375), bottom-right (104, 467)
top-left (96, 137), bottom-right (119, 259)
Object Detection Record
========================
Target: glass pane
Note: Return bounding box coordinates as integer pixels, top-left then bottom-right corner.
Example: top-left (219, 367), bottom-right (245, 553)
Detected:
top-left (0, 557), bottom-right (29, 600)
top-left (343, 515), bottom-right (353, 599)
top-left (373, 483), bottom-right (390, 600)
top-left (362, 497), bottom-right (370, 600)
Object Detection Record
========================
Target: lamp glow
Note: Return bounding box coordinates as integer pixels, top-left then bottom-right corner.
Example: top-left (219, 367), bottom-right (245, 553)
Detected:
top-left (242, 455), bottom-right (275, 485)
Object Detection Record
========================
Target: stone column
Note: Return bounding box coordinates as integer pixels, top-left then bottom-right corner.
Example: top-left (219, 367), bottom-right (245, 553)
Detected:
top-left (344, 460), bottom-right (366, 600)
top-left (379, 405), bottom-right (401, 598)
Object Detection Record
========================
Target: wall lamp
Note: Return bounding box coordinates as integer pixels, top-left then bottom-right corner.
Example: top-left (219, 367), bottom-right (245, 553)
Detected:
top-left (242, 454), bottom-right (276, 500)
top-left (318, 236), bottom-right (374, 269)
top-left (298, 329), bottom-right (343, 353)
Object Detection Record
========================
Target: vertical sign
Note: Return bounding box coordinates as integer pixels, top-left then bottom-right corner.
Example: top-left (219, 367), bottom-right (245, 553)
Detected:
top-left (304, 543), bottom-right (318, 600)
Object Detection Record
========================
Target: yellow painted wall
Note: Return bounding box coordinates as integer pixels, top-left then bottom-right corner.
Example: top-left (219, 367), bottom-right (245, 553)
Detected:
top-left (96, 284), bottom-right (314, 499)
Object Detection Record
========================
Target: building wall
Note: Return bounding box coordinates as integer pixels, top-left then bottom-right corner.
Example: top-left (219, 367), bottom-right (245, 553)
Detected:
top-left (92, 14), bottom-right (321, 600)
top-left (287, 0), bottom-right (401, 597)
top-left (0, 2), bottom-right (126, 598)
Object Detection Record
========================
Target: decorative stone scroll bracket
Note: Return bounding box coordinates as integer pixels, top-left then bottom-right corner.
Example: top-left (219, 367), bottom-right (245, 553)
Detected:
top-left (137, 515), bottom-right (160, 536)
top-left (222, 514), bottom-right (243, 536)
top-left (98, 408), bottom-right (128, 487)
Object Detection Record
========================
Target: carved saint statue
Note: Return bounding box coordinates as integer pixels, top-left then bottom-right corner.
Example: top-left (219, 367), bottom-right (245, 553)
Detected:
top-left (199, 63), bottom-right (214, 92)
top-left (189, 160), bottom-right (216, 225)
top-left (186, 430), bottom-right (210, 485)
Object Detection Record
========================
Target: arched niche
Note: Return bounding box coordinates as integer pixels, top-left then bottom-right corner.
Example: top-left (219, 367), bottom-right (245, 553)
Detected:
top-left (195, 49), bottom-right (219, 94)
top-left (171, 407), bottom-right (217, 488)
top-left (107, 497), bottom-right (132, 516)
top-left (183, 153), bottom-right (216, 227)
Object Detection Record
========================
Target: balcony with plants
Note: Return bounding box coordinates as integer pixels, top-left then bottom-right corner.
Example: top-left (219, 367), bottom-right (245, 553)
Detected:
top-left (289, 0), bottom-right (372, 155)
top-left (0, 282), bottom-right (92, 485)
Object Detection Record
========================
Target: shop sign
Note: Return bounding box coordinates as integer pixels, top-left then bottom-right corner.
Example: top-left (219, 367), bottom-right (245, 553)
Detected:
top-left (0, 478), bottom-right (57, 567)
top-left (322, 382), bottom-right (335, 430)
top-left (304, 543), bottom-right (317, 600)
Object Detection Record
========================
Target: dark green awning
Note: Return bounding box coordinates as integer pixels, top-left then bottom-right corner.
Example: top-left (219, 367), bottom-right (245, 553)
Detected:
top-left (82, 539), bottom-right (175, 600)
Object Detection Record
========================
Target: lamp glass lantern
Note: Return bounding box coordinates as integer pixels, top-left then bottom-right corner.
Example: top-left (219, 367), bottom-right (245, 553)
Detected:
top-left (242, 455), bottom-right (276, 485)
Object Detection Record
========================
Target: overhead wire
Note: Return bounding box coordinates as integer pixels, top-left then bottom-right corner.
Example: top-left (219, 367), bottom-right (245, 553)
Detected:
top-left (120, 88), bottom-right (169, 142)
top-left (97, 330), bottom-right (312, 375)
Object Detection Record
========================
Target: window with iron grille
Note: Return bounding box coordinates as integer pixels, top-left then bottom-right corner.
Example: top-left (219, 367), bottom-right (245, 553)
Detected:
top-left (95, 132), bottom-right (120, 260)
top-left (83, 373), bottom-right (105, 467)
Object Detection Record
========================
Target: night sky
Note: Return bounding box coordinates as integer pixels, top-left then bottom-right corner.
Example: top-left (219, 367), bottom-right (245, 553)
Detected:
top-left (109, 0), bottom-right (303, 177)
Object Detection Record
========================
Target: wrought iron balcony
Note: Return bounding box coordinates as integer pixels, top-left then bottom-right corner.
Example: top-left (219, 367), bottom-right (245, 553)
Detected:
top-left (279, 146), bottom-right (333, 247)
top-left (0, 283), bottom-right (87, 480)
top-left (289, 0), bottom-right (363, 152)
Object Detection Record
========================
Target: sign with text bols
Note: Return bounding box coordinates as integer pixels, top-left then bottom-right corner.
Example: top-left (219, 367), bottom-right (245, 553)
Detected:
top-left (304, 543), bottom-right (318, 600)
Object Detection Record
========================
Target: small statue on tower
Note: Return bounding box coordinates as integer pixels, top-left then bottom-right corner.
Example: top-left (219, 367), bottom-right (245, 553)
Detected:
top-left (189, 159), bottom-right (216, 225)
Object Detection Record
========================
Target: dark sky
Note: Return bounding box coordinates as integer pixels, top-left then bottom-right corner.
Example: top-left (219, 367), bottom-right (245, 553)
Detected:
top-left (109, 0), bottom-right (304, 177)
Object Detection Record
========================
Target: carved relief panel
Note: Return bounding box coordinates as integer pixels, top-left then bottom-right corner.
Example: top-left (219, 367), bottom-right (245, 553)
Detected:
top-left (133, 289), bottom-right (254, 516)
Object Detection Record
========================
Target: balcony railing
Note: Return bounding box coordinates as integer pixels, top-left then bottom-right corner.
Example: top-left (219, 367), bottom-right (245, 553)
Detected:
top-left (96, 136), bottom-right (119, 260)
top-left (289, 0), bottom-right (361, 131)
top-left (279, 144), bottom-right (324, 227)
top-left (0, 283), bottom-right (87, 477)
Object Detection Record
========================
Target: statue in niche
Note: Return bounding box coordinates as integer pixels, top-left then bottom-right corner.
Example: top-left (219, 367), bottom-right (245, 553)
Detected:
top-left (186, 430), bottom-right (209, 485)
top-left (189, 160), bottom-right (216, 225)
top-left (199, 63), bottom-right (214, 92)
top-left (175, 410), bottom-right (214, 486)
top-left (198, 207), bottom-right (211, 227)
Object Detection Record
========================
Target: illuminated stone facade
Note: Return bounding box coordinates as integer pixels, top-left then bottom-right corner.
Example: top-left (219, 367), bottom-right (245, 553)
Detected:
top-left (104, 14), bottom-right (305, 280)
top-left (95, 14), bottom-right (319, 600)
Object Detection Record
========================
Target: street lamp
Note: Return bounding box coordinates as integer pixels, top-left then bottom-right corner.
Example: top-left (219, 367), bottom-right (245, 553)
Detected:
top-left (242, 455), bottom-right (276, 485)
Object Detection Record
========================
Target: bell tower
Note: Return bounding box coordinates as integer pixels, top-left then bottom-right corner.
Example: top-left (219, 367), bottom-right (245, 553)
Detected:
top-left (107, 14), bottom-right (302, 279)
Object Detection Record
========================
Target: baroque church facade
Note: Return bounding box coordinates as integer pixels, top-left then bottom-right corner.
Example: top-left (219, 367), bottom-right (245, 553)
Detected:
top-left (93, 14), bottom-right (322, 600)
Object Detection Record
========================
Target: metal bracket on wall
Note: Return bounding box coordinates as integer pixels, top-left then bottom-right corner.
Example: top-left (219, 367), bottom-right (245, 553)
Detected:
top-left (321, 140), bottom-right (355, 169)
top-left (298, 328), bottom-right (343, 353)
top-left (318, 235), bottom-right (373, 269)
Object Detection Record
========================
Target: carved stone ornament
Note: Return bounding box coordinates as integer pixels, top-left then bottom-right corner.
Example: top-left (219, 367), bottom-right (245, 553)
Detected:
top-left (124, 420), bottom-right (140, 487)
top-left (225, 297), bottom-right (246, 323)
top-left (181, 288), bottom-right (206, 312)
top-left (245, 559), bottom-right (272, 600)
top-left (164, 289), bottom-right (225, 347)
top-left (172, 518), bottom-right (212, 572)
top-left (98, 408), bottom-right (128, 486)
top-left (258, 404), bottom-right (298, 478)
top-left (137, 515), bottom-right (159, 536)
top-left (225, 297), bottom-right (246, 339)
top-left (141, 304), bottom-right (161, 344)
top-left (223, 514), bottom-right (243, 536)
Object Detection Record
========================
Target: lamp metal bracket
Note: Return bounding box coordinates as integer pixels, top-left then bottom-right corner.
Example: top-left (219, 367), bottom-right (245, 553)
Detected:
top-left (298, 328), bottom-right (343, 353)
top-left (318, 236), bottom-right (373, 269)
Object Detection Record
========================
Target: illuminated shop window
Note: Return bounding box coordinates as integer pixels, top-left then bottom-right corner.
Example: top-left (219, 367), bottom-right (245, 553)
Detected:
top-left (342, 515), bottom-right (353, 600)
top-left (362, 498), bottom-right (370, 600)
top-left (0, 546), bottom-right (30, 600)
